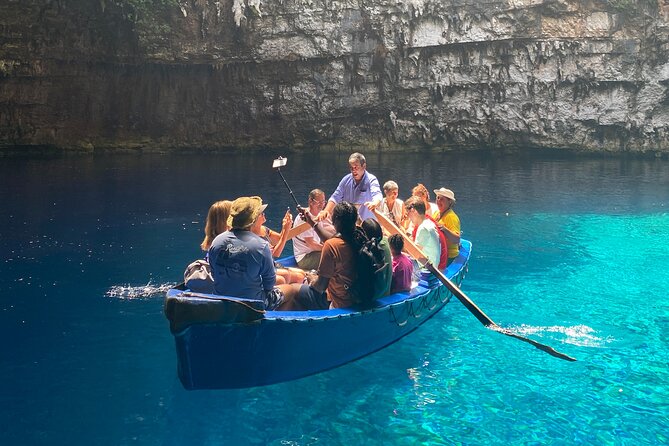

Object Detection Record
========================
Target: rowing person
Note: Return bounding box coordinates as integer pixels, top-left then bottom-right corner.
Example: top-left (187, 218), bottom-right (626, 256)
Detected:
top-left (404, 196), bottom-right (443, 270)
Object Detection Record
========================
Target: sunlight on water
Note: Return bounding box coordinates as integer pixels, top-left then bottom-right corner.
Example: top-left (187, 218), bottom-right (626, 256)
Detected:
top-left (105, 281), bottom-right (177, 299)
top-left (509, 323), bottom-right (612, 347)
top-left (2, 154), bottom-right (668, 446)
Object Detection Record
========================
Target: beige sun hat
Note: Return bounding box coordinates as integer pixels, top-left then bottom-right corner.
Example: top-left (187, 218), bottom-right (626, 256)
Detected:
top-left (433, 187), bottom-right (456, 202)
top-left (229, 196), bottom-right (268, 229)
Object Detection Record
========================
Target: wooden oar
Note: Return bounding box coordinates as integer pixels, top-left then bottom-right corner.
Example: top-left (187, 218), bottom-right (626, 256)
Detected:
top-left (373, 209), bottom-right (576, 362)
top-left (286, 221), bottom-right (311, 240)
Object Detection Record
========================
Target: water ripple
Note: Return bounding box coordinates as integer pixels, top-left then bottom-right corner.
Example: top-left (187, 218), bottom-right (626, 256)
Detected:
top-left (105, 281), bottom-right (177, 299)
top-left (506, 324), bottom-right (612, 347)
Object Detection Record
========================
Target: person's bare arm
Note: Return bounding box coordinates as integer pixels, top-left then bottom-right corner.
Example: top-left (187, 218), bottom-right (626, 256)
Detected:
top-left (302, 236), bottom-right (323, 251)
top-left (438, 225), bottom-right (461, 245)
top-left (317, 200), bottom-right (336, 222)
top-left (297, 205), bottom-right (336, 242)
top-left (270, 210), bottom-right (293, 257)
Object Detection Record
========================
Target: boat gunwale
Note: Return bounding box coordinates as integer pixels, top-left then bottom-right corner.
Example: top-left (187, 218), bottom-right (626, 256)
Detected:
top-left (165, 240), bottom-right (471, 327)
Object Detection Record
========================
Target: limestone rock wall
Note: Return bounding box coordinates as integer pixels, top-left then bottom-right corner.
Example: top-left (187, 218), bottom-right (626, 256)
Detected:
top-left (2, 0), bottom-right (669, 153)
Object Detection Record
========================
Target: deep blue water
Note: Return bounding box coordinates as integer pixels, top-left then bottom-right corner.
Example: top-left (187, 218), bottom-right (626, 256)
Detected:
top-left (1, 151), bottom-right (668, 445)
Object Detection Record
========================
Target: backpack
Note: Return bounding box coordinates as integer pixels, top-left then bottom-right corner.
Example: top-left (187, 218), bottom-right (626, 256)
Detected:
top-left (184, 259), bottom-right (215, 294)
top-left (347, 228), bottom-right (389, 307)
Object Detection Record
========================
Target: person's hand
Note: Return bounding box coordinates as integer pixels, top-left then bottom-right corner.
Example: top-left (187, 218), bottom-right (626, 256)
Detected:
top-left (316, 209), bottom-right (329, 222)
top-left (282, 209), bottom-right (293, 231)
top-left (365, 199), bottom-right (381, 211)
top-left (306, 271), bottom-right (318, 285)
top-left (297, 205), bottom-right (316, 227)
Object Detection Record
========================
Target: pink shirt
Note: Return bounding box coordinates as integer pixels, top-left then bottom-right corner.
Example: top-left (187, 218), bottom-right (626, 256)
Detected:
top-left (390, 253), bottom-right (413, 294)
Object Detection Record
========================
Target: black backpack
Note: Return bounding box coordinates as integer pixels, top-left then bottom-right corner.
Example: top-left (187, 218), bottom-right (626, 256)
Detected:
top-left (346, 228), bottom-right (388, 307)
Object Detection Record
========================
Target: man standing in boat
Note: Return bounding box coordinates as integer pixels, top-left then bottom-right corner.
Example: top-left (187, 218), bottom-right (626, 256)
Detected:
top-left (317, 152), bottom-right (383, 223)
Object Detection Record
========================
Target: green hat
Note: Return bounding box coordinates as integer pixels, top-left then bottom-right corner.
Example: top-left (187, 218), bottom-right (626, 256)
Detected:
top-left (229, 196), bottom-right (268, 229)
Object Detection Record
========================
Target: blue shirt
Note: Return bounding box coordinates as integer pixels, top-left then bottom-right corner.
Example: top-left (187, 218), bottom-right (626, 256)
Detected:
top-left (208, 229), bottom-right (276, 303)
top-left (329, 170), bottom-right (383, 221)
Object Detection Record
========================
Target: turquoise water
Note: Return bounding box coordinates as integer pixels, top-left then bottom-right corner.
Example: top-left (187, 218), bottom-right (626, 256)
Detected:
top-left (1, 152), bottom-right (668, 445)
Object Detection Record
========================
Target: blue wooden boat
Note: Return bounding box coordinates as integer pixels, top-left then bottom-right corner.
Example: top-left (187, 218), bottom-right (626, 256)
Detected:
top-left (164, 240), bottom-right (472, 390)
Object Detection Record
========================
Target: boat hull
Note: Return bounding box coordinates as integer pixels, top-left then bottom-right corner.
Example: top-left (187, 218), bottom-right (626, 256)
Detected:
top-left (165, 240), bottom-right (471, 390)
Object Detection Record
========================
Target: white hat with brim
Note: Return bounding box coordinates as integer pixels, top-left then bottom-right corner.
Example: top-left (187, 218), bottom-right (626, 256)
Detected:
top-left (433, 187), bottom-right (456, 202)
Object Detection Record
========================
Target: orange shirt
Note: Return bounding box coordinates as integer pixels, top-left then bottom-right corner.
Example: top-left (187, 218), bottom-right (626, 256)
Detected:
top-left (318, 237), bottom-right (358, 308)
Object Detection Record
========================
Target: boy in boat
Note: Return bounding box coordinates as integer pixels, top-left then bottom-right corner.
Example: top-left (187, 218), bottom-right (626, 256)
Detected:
top-left (404, 196), bottom-right (441, 269)
top-left (405, 195), bottom-right (448, 271)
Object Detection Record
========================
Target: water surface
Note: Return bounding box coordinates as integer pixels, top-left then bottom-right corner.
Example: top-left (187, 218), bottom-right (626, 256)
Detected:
top-left (1, 151), bottom-right (668, 445)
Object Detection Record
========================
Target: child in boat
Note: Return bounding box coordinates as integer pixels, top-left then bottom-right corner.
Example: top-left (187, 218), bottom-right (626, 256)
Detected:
top-left (388, 234), bottom-right (413, 293)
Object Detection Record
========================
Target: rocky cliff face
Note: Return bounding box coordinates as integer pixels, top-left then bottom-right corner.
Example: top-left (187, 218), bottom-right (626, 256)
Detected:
top-left (2, 0), bottom-right (669, 154)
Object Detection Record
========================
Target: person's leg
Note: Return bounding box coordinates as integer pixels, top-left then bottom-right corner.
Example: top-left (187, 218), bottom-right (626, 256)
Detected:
top-left (275, 269), bottom-right (290, 284)
top-left (291, 284), bottom-right (328, 310)
top-left (296, 251), bottom-right (321, 271)
top-left (277, 267), bottom-right (305, 284)
top-left (286, 267), bottom-right (306, 283)
top-left (276, 284), bottom-right (302, 310)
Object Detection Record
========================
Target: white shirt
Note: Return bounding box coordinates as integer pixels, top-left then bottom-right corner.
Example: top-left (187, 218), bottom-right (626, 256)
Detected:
top-left (380, 198), bottom-right (404, 226)
top-left (415, 219), bottom-right (440, 267)
top-left (292, 212), bottom-right (333, 262)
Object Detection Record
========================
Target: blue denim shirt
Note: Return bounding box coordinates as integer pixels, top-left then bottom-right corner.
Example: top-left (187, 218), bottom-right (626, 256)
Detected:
top-left (208, 229), bottom-right (276, 303)
top-left (329, 170), bottom-right (383, 221)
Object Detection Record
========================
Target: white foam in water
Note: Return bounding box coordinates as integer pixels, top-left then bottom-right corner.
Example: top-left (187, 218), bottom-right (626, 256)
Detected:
top-left (105, 281), bottom-right (177, 299)
top-left (503, 324), bottom-right (611, 348)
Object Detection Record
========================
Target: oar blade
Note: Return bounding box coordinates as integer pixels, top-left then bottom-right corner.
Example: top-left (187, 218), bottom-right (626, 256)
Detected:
top-left (493, 326), bottom-right (577, 362)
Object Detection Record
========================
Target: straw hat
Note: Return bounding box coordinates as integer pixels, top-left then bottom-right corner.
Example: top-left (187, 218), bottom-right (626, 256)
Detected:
top-left (229, 196), bottom-right (268, 229)
top-left (433, 187), bottom-right (456, 202)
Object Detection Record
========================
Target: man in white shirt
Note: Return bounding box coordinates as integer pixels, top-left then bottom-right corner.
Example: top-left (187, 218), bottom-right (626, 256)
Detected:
top-left (292, 189), bottom-right (333, 270)
top-left (404, 196), bottom-right (441, 268)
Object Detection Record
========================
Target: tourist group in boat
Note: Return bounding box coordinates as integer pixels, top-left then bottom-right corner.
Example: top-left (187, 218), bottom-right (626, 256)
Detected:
top-left (190, 152), bottom-right (461, 312)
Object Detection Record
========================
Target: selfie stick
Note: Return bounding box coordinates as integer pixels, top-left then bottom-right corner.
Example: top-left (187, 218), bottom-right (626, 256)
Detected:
top-left (272, 156), bottom-right (301, 208)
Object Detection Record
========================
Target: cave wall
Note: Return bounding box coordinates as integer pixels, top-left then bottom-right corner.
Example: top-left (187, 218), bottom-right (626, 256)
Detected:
top-left (2, 0), bottom-right (669, 153)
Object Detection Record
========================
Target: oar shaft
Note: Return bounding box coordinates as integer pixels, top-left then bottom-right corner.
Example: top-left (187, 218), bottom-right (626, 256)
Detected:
top-left (423, 262), bottom-right (494, 327)
top-left (372, 209), bottom-right (576, 362)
